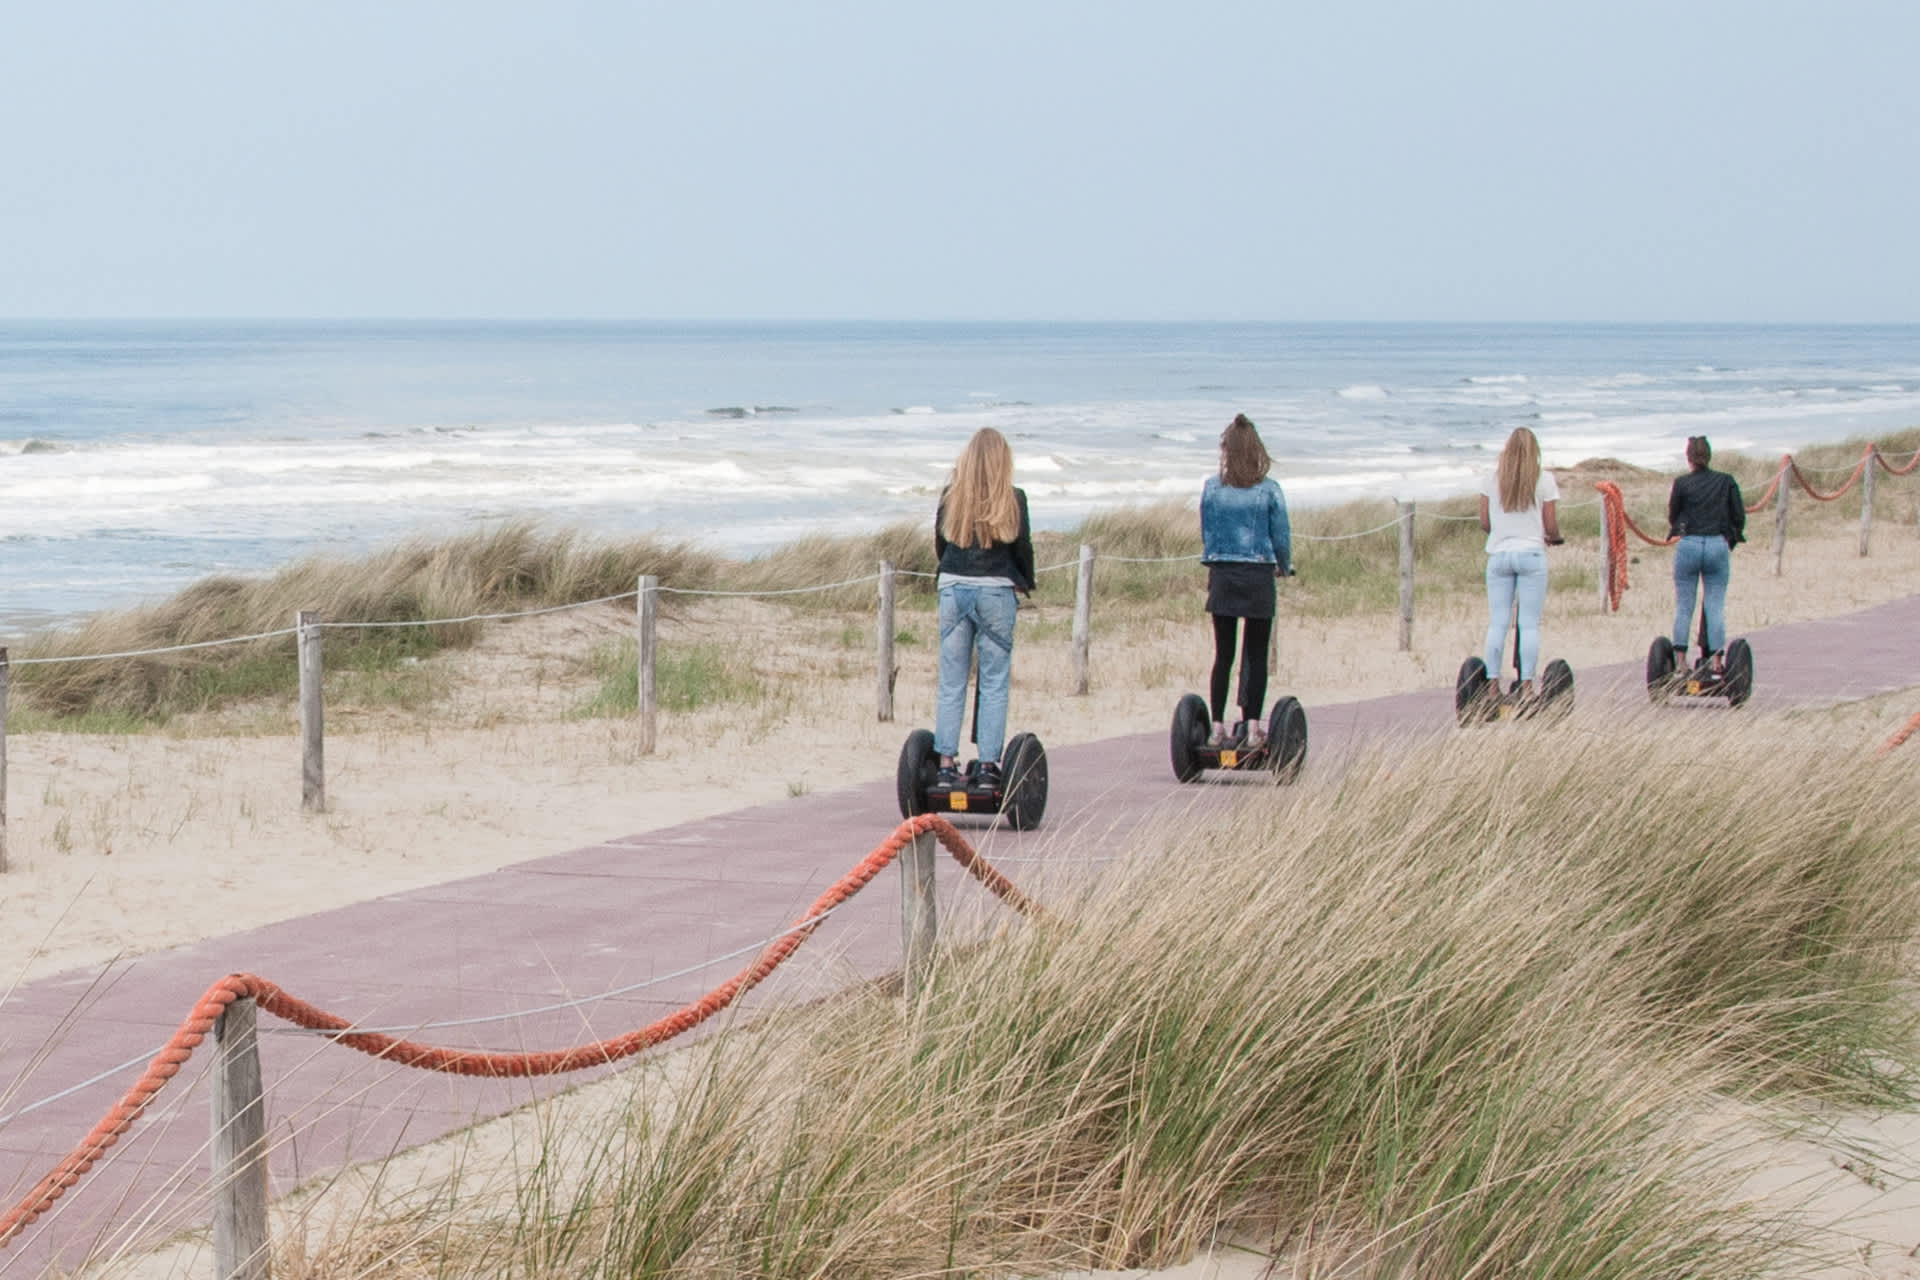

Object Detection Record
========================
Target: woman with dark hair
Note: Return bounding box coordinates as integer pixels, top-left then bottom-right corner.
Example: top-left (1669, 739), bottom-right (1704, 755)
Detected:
top-left (1198, 414), bottom-right (1292, 748)
top-left (932, 426), bottom-right (1035, 790)
top-left (1478, 426), bottom-right (1562, 698)
top-left (1666, 435), bottom-right (1745, 671)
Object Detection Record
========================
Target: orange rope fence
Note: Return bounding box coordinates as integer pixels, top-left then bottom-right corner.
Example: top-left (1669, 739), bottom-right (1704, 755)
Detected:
top-left (1878, 707), bottom-right (1920, 756)
top-left (0, 813), bottom-right (1032, 1249)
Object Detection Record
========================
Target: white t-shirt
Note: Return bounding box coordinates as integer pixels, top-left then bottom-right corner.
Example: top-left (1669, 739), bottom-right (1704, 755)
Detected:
top-left (1480, 468), bottom-right (1560, 553)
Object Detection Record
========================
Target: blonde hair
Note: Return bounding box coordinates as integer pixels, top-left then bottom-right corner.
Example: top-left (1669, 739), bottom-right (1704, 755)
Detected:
top-left (1496, 427), bottom-right (1542, 513)
top-left (1219, 413), bottom-right (1272, 488)
top-left (942, 427), bottom-right (1021, 548)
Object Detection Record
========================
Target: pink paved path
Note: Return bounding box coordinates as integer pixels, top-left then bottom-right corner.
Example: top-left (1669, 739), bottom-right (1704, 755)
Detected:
top-left (3, 596), bottom-right (1918, 1273)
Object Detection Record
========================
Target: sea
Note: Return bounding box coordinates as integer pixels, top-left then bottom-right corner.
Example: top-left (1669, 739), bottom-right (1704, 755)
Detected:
top-left (2, 320), bottom-right (1917, 637)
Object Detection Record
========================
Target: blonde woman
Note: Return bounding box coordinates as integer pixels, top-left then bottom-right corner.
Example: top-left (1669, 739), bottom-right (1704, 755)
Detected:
top-left (932, 427), bottom-right (1035, 790)
top-left (1477, 426), bottom-right (1562, 696)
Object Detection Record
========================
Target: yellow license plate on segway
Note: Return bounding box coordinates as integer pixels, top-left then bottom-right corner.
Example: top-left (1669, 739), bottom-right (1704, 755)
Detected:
top-left (1219, 750), bottom-right (1238, 767)
top-left (1686, 680), bottom-right (1702, 695)
top-left (947, 791), bottom-right (968, 811)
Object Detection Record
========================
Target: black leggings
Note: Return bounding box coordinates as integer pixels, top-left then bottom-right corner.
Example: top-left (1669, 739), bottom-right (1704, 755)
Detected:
top-left (1210, 614), bottom-right (1273, 724)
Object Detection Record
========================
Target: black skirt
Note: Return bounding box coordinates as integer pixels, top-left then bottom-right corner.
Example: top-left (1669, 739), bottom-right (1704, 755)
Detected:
top-left (1206, 561), bottom-right (1276, 619)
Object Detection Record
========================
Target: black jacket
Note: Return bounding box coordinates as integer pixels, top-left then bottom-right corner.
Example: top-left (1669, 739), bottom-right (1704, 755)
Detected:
top-left (1666, 468), bottom-right (1746, 547)
top-left (934, 487), bottom-right (1035, 591)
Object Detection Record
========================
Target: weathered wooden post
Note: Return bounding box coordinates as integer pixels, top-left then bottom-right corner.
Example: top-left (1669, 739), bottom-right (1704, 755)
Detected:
top-left (899, 830), bottom-right (937, 999)
top-left (1, 647), bottom-right (9, 874)
top-left (1396, 502), bottom-right (1415, 648)
top-left (876, 561), bottom-right (896, 722)
top-left (297, 613), bottom-right (324, 813)
top-left (212, 996), bottom-right (269, 1280)
top-left (1859, 450), bottom-right (1877, 557)
top-left (637, 575), bottom-right (658, 756)
top-left (1771, 467), bottom-right (1790, 577)
top-left (1597, 518), bottom-right (1613, 613)
top-left (1071, 543), bottom-right (1094, 695)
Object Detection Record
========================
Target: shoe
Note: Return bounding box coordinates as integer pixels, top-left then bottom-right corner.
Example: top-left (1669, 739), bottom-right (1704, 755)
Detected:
top-left (1709, 650), bottom-right (1726, 674)
top-left (1243, 720), bottom-right (1267, 749)
top-left (976, 760), bottom-right (1004, 789)
top-left (1207, 721), bottom-right (1230, 748)
top-left (933, 764), bottom-right (963, 791)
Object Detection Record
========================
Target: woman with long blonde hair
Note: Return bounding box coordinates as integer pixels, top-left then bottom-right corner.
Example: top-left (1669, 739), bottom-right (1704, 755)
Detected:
top-left (1477, 426), bottom-right (1562, 697)
top-left (931, 427), bottom-right (1035, 789)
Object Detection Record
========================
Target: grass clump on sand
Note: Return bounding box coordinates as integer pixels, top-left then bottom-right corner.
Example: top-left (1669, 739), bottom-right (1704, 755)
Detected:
top-left (266, 717), bottom-right (1920, 1278)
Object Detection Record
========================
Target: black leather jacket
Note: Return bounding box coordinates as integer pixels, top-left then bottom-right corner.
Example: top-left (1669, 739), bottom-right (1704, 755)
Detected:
top-left (934, 487), bottom-right (1035, 591)
top-left (1667, 468), bottom-right (1746, 547)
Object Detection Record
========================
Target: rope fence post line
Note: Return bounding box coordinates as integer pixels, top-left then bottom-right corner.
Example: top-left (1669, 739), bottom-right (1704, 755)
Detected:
top-left (211, 996), bottom-right (269, 1280)
top-left (637, 575), bottom-right (658, 756)
top-left (876, 561), bottom-right (896, 723)
top-left (297, 613), bottom-right (324, 814)
top-left (1860, 447), bottom-right (1877, 557)
top-left (1, 646), bottom-right (9, 874)
top-left (1071, 543), bottom-right (1094, 695)
top-left (899, 829), bottom-right (938, 1000)
top-left (1771, 466), bottom-right (1790, 577)
top-left (1396, 502), bottom-right (1414, 651)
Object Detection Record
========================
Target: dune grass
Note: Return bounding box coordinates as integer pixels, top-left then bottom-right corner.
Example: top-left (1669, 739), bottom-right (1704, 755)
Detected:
top-left (11, 427), bottom-right (1918, 728)
top-left (233, 716), bottom-right (1920, 1279)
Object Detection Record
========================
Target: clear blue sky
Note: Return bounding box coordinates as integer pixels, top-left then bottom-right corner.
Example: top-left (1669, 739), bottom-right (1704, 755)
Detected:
top-left (2, 1), bottom-right (1914, 322)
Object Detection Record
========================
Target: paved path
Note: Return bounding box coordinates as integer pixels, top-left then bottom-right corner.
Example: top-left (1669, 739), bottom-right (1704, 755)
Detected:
top-left (3, 596), bottom-right (1917, 1274)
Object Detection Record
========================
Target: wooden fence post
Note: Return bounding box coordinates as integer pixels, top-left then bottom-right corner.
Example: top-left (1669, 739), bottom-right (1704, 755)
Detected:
top-left (637, 575), bottom-right (658, 756)
top-left (1396, 502), bottom-right (1415, 649)
top-left (1597, 515), bottom-right (1612, 613)
top-left (1771, 470), bottom-right (1790, 577)
top-left (899, 829), bottom-right (937, 1000)
top-left (1859, 450), bottom-right (1877, 557)
top-left (1071, 544), bottom-right (1094, 695)
top-left (212, 996), bottom-right (270, 1280)
top-left (876, 561), bottom-right (896, 722)
top-left (0, 647), bottom-right (9, 874)
top-left (297, 612), bottom-right (324, 813)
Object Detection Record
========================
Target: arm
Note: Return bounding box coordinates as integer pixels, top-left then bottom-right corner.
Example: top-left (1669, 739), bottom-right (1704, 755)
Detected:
top-left (933, 496), bottom-right (949, 562)
top-left (1478, 495), bottom-right (1491, 534)
top-left (1270, 484), bottom-right (1293, 576)
top-left (1010, 490), bottom-right (1036, 593)
top-left (1726, 476), bottom-right (1746, 547)
top-left (1667, 478), bottom-right (1684, 540)
top-left (1542, 499), bottom-right (1562, 545)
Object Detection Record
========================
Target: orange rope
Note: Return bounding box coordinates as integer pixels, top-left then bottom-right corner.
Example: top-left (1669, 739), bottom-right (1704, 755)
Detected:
top-left (0, 814), bottom-right (1032, 1247)
top-left (1594, 481), bottom-right (1678, 610)
top-left (1878, 707), bottom-right (1920, 756)
top-left (1877, 445), bottom-right (1920, 477)
top-left (1744, 456), bottom-right (1790, 513)
top-left (1787, 446), bottom-right (1872, 503)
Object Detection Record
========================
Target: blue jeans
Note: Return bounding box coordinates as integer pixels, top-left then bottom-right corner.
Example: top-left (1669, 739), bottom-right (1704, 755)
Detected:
top-left (1672, 535), bottom-right (1731, 654)
top-left (935, 584), bottom-right (1017, 763)
top-left (1484, 549), bottom-right (1548, 681)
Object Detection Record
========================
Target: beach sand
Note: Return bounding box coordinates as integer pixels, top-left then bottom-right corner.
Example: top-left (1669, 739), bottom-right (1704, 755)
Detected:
top-left (10, 519), bottom-right (1920, 1278)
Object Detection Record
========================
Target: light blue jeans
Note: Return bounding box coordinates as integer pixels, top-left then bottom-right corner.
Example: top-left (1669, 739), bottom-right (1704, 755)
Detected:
top-left (935, 583), bottom-right (1017, 763)
top-left (1672, 535), bottom-right (1731, 655)
top-left (1484, 548), bottom-right (1549, 681)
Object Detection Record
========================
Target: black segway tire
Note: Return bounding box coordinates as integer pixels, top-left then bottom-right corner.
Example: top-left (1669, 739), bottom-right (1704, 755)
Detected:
top-left (1646, 636), bottom-right (1676, 703)
top-left (896, 729), bottom-right (936, 820)
top-left (1266, 695), bottom-right (1308, 783)
top-left (1002, 733), bottom-right (1049, 831)
top-left (1540, 659), bottom-right (1575, 719)
top-left (1170, 693), bottom-right (1209, 783)
top-left (1723, 638), bottom-right (1754, 707)
top-left (1455, 657), bottom-right (1490, 727)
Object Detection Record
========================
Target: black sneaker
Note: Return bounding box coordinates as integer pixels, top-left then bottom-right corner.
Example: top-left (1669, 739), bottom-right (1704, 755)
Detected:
top-left (976, 760), bottom-right (1004, 790)
top-left (933, 765), bottom-right (963, 791)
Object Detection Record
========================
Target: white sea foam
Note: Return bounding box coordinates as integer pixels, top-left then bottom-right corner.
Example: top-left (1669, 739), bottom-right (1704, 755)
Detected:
top-left (1466, 374), bottom-right (1528, 385)
top-left (1337, 385), bottom-right (1388, 400)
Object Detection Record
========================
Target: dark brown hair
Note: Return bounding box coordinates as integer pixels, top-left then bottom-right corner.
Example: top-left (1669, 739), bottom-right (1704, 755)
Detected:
top-left (1686, 436), bottom-right (1712, 471)
top-left (1219, 413), bottom-right (1271, 488)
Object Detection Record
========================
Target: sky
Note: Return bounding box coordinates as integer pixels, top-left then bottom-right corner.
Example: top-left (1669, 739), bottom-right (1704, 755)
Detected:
top-left (1, 1), bottom-right (1915, 323)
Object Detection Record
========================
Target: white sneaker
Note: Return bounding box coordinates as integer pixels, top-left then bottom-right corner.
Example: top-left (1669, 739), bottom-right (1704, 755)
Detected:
top-left (1207, 721), bottom-right (1231, 748)
top-left (1244, 720), bottom-right (1267, 749)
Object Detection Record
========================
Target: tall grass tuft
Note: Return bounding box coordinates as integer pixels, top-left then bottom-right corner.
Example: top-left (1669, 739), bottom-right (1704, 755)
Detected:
top-left (271, 715), bottom-right (1920, 1278)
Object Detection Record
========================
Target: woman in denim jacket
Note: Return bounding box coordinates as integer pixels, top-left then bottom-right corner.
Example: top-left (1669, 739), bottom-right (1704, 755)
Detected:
top-left (932, 427), bottom-right (1035, 790)
top-left (1199, 414), bottom-right (1292, 748)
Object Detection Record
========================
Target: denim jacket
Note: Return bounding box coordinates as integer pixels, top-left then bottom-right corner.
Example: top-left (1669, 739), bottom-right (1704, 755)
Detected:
top-left (1200, 475), bottom-right (1292, 573)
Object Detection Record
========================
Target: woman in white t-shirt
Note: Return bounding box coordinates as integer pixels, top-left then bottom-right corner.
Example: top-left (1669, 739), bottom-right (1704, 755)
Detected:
top-left (1477, 427), bottom-right (1562, 697)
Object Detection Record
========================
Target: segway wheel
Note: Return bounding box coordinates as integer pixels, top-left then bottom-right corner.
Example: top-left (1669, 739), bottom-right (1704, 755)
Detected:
top-left (1646, 636), bottom-right (1676, 703)
top-left (1539, 659), bottom-right (1575, 720)
top-left (1266, 696), bottom-right (1308, 783)
top-left (1455, 657), bottom-right (1490, 728)
top-left (1170, 693), bottom-right (1209, 783)
top-left (1002, 733), bottom-right (1049, 831)
top-left (896, 729), bottom-right (936, 820)
top-left (1723, 638), bottom-right (1754, 707)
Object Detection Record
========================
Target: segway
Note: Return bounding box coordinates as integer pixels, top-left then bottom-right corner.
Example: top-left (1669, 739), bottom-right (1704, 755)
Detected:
top-left (1455, 614), bottom-right (1574, 727)
top-left (896, 683), bottom-right (1049, 830)
top-left (1169, 693), bottom-right (1308, 783)
top-left (1646, 615), bottom-right (1753, 707)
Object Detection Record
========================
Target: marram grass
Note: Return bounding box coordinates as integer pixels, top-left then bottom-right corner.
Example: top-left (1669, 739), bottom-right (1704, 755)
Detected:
top-left (247, 715), bottom-right (1919, 1279)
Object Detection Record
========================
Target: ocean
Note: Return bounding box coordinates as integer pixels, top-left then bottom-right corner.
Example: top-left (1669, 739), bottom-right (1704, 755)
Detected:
top-left (2, 320), bottom-right (1917, 637)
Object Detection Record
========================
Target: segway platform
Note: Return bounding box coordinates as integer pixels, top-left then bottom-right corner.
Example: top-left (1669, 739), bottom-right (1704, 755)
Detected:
top-left (896, 729), bottom-right (1049, 830)
top-left (1646, 635), bottom-right (1753, 707)
top-left (1455, 656), bottom-right (1574, 727)
top-left (1169, 693), bottom-right (1308, 783)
